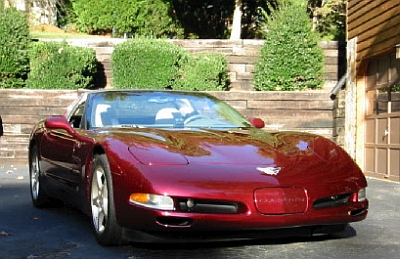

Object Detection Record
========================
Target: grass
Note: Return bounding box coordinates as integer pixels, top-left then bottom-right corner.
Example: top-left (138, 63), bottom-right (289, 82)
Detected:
top-left (30, 31), bottom-right (111, 39)
top-left (29, 24), bottom-right (111, 39)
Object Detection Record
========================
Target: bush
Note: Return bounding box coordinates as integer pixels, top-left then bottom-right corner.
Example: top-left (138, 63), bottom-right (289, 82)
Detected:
top-left (174, 52), bottom-right (229, 91)
top-left (0, 7), bottom-right (30, 88)
top-left (111, 39), bottom-right (229, 90)
top-left (254, 1), bottom-right (324, 91)
top-left (111, 39), bottom-right (186, 89)
top-left (26, 41), bottom-right (97, 89)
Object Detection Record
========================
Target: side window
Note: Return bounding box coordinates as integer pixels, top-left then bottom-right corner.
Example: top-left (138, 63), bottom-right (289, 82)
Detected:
top-left (69, 102), bottom-right (85, 128)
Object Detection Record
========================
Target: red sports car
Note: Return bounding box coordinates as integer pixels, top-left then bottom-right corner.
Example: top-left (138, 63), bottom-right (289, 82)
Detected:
top-left (29, 90), bottom-right (368, 246)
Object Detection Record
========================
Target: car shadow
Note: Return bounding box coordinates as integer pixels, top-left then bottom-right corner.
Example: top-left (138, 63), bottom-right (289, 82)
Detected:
top-left (21, 195), bottom-right (358, 252)
top-left (129, 224), bottom-right (357, 250)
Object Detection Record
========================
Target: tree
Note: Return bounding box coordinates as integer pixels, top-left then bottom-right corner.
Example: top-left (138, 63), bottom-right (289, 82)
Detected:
top-left (230, 0), bottom-right (242, 39)
top-left (73, 0), bottom-right (116, 33)
top-left (72, 0), bottom-right (183, 37)
top-left (307, 0), bottom-right (346, 41)
top-left (229, 0), bottom-right (344, 40)
top-left (230, 0), bottom-right (279, 39)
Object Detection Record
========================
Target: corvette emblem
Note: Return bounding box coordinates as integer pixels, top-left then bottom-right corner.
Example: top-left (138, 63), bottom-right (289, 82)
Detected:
top-left (257, 166), bottom-right (282, 175)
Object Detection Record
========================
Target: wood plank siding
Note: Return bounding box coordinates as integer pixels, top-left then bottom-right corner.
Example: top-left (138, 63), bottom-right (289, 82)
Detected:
top-left (347, 0), bottom-right (400, 181)
top-left (347, 0), bottom-right (400, 67)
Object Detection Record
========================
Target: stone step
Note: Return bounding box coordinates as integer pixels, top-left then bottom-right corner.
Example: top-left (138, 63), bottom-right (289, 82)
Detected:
top-left (1, 134), bottom-right (30, 143)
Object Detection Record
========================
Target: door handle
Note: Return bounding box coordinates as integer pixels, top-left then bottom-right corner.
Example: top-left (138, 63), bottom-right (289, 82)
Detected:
top-left (384, 129), bottom-right (389, 137)
top-left (382, 129), bottom-right (389, 141)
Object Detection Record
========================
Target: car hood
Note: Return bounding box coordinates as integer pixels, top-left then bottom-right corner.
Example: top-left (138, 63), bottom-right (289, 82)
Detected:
top-left (100, 127), bottom-right (348, 166)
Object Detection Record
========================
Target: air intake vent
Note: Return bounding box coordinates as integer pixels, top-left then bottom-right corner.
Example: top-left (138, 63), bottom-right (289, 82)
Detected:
top-left (313, 193), bottom-right (351, 209)
top-left (177, 199), bottom-right (241, 214)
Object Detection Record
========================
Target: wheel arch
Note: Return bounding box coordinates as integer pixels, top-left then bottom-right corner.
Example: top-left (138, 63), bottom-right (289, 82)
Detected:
top-left (83, 144), bottom-right (107, 214)
top-left (28, 137), bottom-right (41, 166)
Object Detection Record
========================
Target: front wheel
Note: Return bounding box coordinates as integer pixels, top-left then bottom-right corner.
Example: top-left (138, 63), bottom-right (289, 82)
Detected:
top-left (90, 154), bottom-right (124, 246)
top-left (29, 145), bottom-right (51, 207)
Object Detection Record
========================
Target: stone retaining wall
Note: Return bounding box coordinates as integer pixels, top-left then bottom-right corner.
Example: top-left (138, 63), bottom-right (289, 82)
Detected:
top-left (0, 89), bottom-right (335, 165)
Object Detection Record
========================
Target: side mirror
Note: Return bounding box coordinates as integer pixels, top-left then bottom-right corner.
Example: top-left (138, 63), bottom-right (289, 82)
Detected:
top-left (45, 116), bottom-right (75, 134)
top-left (44, 116), bottom-right (95, 144)
top-left (248, 117), bottom-right (265, 128)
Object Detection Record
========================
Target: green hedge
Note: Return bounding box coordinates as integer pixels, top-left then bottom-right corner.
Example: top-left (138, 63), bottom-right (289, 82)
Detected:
top-left (174, 52), bottom-right (229, 91)
top-left (0, 7), bottom-right (30, 88)
top-left (112, 39), bottom-right (228, 90)
top-left (254, 2), bottom-right (324, 91)
top-left (26, 41), bottom-right (97, 89)
top-left (111, 39), bottom-right (186, 89)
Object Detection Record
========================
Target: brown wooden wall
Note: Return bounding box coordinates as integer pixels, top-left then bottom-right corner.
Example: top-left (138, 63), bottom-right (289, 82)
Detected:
top-left (347, 0), bottom-right (400, 68)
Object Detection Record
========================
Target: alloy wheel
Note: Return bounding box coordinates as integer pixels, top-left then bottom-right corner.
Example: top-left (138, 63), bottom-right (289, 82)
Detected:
top-left (91, 166), bottom-right (109, 234)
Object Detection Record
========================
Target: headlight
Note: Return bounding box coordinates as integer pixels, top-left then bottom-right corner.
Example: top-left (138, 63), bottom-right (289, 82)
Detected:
top-left (129, 193), bottom-right (174, 210)
top-left (357, 188), bottom-right (367, 202)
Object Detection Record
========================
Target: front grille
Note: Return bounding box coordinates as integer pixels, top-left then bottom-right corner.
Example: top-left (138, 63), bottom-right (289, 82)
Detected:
top-left (177, 198), bottom-right (242, 214)
top-left (313, 193), bottom-right (352, 209)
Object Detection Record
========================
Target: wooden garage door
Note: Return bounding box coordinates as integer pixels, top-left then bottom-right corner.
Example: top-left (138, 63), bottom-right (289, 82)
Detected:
top-left (365, 53), bottom-right (400, 181)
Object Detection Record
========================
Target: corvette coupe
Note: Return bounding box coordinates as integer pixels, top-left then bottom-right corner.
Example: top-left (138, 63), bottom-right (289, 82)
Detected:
top-left (28, 90), bottom-right (368, 246)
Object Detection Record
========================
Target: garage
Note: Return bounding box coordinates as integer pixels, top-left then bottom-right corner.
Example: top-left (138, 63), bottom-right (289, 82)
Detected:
top-left (364, 53), bottom-right (400, 181)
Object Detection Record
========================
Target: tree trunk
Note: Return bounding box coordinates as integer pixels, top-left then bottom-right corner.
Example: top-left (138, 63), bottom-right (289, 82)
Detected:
top-left (230, 0), bottom-right (242, 40)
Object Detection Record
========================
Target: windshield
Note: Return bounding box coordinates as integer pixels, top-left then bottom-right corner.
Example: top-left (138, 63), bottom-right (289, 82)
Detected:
top-left (88, 91), bottom-right (253, 129)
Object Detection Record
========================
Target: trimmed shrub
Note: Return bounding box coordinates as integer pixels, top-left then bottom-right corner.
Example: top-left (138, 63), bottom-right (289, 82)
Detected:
top-left (174, 52), bottom-right (229, 91)
top-left (111, 39), bottom-right (186, 89)
top-left (0, 7), bottom-right (30, 88)
top-left (254, 1), bottom-right (324, 91)
top-left (26, 41), bottom-right (97, 89)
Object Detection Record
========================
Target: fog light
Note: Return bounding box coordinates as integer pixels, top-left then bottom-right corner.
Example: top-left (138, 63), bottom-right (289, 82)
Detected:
top-left (129, 193), bottom-right (174, 210)
top-left (187, 198), bottom-right (195, 208)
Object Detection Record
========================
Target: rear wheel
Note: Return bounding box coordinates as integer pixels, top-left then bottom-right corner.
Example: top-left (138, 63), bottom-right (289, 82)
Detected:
top-left (90, 154), bottom-right (125, 246)
top-left (29, 145), bottom-right (51, 207)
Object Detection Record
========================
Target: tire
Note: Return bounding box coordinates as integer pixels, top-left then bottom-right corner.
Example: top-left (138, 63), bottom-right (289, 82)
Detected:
top-left (29, 145), bottom-right (51, 207)
top-left (90, 154), bottom-right (125, 246)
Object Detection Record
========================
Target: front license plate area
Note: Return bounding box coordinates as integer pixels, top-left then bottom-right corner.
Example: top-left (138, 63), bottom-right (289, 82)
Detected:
top-left (254, 187), bottom-right (307, 215)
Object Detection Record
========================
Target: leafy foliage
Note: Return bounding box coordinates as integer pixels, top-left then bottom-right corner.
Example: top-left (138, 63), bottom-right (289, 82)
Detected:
top-left (26, 41), bottom-right (97, 89)
top-left (72, 0), bottom-right (183, 37)
top-left (0, 7), bottom-right (30, 88)
top-left (168, 0), bottom-right (278, 39)
top-left (111, 39), bottom-right (186, 89)
top-left (57, 0), bottom-right (77, 28)
top-left (254, 1), bottom-right (324, 91)
top-left (72, 0), bottom-right (116, 34)
top-left (174, 53), bottom-right (229, 91)
top-left (308, 0), bottom-right (346, 41)
top-left (118, 0), bottom-right (184, 38)
top-left (111, 39), bottom-right (229, 90)
top-left (68, 0), bottom-right (282, 39)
